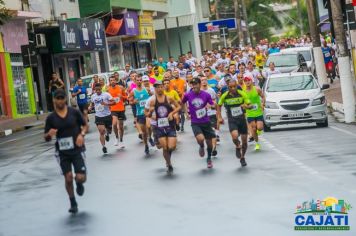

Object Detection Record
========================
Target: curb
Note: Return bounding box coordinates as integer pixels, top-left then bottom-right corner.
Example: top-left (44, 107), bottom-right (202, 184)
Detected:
top-left (0, 122), bottom-right (45, 138)
top-left (328, 102), bottom-right (356, 124)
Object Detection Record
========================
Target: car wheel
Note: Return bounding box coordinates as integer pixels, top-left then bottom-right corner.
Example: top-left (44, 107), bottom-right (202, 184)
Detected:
top-left (316, 118), bottom-right (328, 128)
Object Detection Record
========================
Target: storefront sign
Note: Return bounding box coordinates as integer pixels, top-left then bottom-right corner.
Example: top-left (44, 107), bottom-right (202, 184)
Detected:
top-left (59, 20), bottom-right (81, 50)
top-left (198, 18), bottom-right (236, 33)
top-left (1, 20), bottom-right (29, 53)
top-left (118, 11), bottom-right (139, 36)
top-left (134, 11), bottom-right (156, 40)
top-left (106, 18), bottom-right (123, 36)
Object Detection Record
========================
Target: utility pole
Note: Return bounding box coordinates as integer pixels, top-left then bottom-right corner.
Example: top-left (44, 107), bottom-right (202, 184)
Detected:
top-left (297, 0), bottom-right (304, 35)
top-left (306, 0), bottom-right (327, 86)
top-left (234, 0), bottom-right (243, 47)
top-left (330, 0), bottom-right (355, 123)
top-left (241, 0), bottom-right (250, 45)
top-left (215, 0), bottom-right (220, 19)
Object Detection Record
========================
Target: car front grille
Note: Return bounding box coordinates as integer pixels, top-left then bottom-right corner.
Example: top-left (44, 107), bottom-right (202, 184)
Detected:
top-left (280, 103), bottom-right (309, 110)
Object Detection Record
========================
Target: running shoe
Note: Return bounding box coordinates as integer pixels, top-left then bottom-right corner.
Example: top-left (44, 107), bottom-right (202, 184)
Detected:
top-left (114, 139), bottom-right (119, 146)
top-left (176, 124), bottom-right (180, 131)
top-left (236, 148), bottom-right (242, 159)
top-left (255, 143), bottom-right (261, 151)
top-left (102, 146), bottom-right (108, 154)
top-left (240, 158), bottom-right (247, 167)
top-left (120, 141), bottom-right (125, 149)
top-left (149, 137), bottom-right (155, 147)
top-left (181, 126), bottom-right (184, 132)
top-left (248, 136), bottom-right (254, 142)
top-left (256, 130), bottom-right (263, 136)
top-left (212, 148), bottom-right (218, 157)
top-left (68, 205), bottom-right (78, 214)
top-left (138, 134), bottom-right (143, 140)
top-left (76, 183), bottom-right (85, 196)
top-left (207, 159), bottom-right (213, 168)
top-left (216, 135), bottom-right (220, 143)
top-left (199, 146), bottom-right (205, 157)
top-left (167, 165), bottom-right (174, 174)
top-left (145, 145), bottom-right (149, 155)
top-left (105, 134), bottom-right (110, 142)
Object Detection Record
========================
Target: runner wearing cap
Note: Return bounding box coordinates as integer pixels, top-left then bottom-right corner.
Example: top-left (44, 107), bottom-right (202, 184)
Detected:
top-left (244, 76), bottom-right (265, 151)
top-left (145, 80), bottom-right (181, 174)
top-left (142, 75), bottom-right (156, 147)
top-left (182, 77), bottom-right (216, 168)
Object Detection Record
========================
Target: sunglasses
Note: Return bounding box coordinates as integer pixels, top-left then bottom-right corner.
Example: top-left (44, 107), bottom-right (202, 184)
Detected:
top-left (204, 70), bottom-right (210, 72)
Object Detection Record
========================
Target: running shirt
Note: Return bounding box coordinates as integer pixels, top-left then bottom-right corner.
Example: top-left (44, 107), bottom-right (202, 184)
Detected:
top-left (72, 85), bottom-right (87, 105)
top-left (44, 107), bottom-right (85, 156)
top-left (170, 78), bottom-right (186, 98)
top-left (134, 88), bottom-right (150, 116)
top-left (107, 85), bottom-right (127, 112)
top-left (217, 58), bottom-right (230, 67)
top-left (218, 90), bottom-right (250, 120)
top-left (202, 87), bottom-right (217, 116)
top-left (255, 53), bottom-right (265, 68)
top-left (182, 90), bottom-right (214, 124)
top-left (245, 86), bottom-right (263, 118)
top-left (155, 96), bottom-right (175, 129)
top-left (322, 46), bottom-right (333, 63)
top-left (91, 92), bottom-right (113, 117)
top-left (207, 78), bottom-right (219, 93)
top-left (167, 61), bottom-right (178, 70)
top-left (177, 69), bottom-right (187, 79)
top-left (164, 90), bottom-right (180, 102)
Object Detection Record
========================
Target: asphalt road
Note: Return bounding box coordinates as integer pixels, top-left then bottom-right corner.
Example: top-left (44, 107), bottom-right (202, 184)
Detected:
top-left (0, 114), bottom-right (356, 236)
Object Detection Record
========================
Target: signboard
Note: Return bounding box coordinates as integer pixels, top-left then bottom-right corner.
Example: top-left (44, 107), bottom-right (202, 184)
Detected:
top-left (21, 44), bottom-right (37, 68)
top-left (59, 20), bottom-right (81, 50)
top-left (134, 11), bottom-right (156, 40)
top-left (84, 19), bottom-right (105, 50)
top-left (118, 11), bottom-right (139, 36)
top-left (198, 18), bottom-right (236, 33)
top-left (106, 18), bottom-right (123, 36)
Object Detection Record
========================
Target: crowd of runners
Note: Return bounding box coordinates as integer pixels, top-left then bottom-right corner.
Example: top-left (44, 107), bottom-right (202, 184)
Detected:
top-left (44, 35), bottom-right (338, 213)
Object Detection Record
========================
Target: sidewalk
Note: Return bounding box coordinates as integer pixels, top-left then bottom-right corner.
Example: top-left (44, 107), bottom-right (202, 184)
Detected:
top-left (0, 114), bottom-right (48, 137)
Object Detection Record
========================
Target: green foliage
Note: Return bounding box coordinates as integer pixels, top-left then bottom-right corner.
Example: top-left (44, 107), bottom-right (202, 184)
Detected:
top-left (0, 0), bottom-right (12, 25)
top-left (283, 0), bottom-right (309, 37)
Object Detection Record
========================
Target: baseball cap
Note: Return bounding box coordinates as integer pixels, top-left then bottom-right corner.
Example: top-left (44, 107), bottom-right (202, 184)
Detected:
top-left (191, 77), bottom-right (201, 84)
top-left (244, 75), bottom-right (253, 81)
top-left (153, 80), bottom-right (163, 87)
top-left (142, 75), bottom-right (150, 82)
top-left (53, 89), bottom-right (66, 99)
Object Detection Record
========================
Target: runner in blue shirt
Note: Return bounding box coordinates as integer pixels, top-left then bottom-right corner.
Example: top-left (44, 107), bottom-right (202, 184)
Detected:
top-left (72, 78), bottom-right (89, 120)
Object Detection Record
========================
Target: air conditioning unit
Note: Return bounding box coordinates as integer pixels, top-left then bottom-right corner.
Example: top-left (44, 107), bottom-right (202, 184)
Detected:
top-left (35, 34), bottom-right (46, 47)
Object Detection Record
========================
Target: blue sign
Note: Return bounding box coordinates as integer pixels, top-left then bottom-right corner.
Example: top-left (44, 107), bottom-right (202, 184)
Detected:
top-left (198, 18), bottom-right (236, 33)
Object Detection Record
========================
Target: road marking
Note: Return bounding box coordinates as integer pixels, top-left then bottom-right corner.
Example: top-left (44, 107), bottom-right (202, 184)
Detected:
top-left (330, 126), bottom-right (356, 138)
top-left (0, 130), bottom-right (43, 145)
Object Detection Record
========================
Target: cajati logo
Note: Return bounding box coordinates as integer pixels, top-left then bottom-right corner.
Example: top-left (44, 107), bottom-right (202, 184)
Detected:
top-left (294, 197), bottom-right (352, 231)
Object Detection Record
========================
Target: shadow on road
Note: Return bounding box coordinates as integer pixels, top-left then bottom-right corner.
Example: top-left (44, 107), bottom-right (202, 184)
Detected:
top-left (199, 168), bottom-right (215, 176)
top-left (64, 211), bottom-right (92, 233)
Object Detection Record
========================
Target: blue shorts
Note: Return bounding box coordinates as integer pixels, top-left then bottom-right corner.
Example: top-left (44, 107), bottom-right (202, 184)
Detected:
top-left (137, 115), bottom-right (146, 125)
top-left (247, 115), bottom-right (264, 123)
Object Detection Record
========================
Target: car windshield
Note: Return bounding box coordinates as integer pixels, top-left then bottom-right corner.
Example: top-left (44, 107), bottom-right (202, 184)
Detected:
top-left (267, 75), bottom-right (318, 92)
top-left (299, 51), bottom-right (311, 61)
top-left (265, 54), bottom-right (298, 67)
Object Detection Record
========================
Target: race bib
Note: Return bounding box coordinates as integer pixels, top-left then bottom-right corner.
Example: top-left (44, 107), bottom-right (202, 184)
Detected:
top-left (79, 94), bottom-right (86, 100)
top-left (231, 106), bottom-right (243, 117)
top-left (58, 137), bottom-right (74, 151)
top-left (157, 118), bottom-right (169, 127)
top-left (207, 109), bottom-right (217, 116)
top-left (324, 52), bottom-right (331, 57)
top-left (251, 104), bottom-right (259, 111)
top-left (95, 104), bottom-right (104, 112)
top-left (196, 108), bottom-right (207, 119)
top-left (114, 97), bottom-right (120, 103)
top-left (139, 100), bottom-right (147, 107)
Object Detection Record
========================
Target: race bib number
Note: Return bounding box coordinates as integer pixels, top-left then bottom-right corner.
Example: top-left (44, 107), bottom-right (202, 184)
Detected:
top-left (114, 97), bottom-right (120, 103)
top-left (324, 52), bottom-right (331, 57)
top-left (139, 100), bottom-right (147, 107)
top-left (231, 106), bottom-right (243, 117)
top-left (207, 109), bottom-right (216, 116)
top-left (196, 108), bottom-right (207, 119)
top-left (95, 104), bottom-right (104, 112)
top-left (79, 94), bottom-right (86, 100)
top-left (251, 104), bottom-right (259, 111)
top-left (58, 137), bottom-right (74, 151)
top-left (157, 118), bottom-right (169, 127)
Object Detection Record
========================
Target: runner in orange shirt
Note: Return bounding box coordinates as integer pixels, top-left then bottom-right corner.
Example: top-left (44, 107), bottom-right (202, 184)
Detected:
top-left (170, 70), bottom-right (187, 131)
top-left (107, 76), bottom-right (128, 148)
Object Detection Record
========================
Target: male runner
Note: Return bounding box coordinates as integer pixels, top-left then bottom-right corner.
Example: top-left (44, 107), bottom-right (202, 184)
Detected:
top-left (145, 81), bottom-right (181, 173)
top-left (217, 80), bottom-right (250, 167)
top-left (182, 77), bottom-right (216, 168)
top-left (129, 76), bottom-right (151, 155)
top-left (89, 83), bottom-right (115, 154)
top-left (44, 89), bottom-right (88, 213)
top-left (71, 78), bottom-right (89, 121)
top-left (244, 76), bottom-right (265, 150)
top-left (170, 70), bottom-right (187, 131)
top-left (107, 76), bottom-right (127, 148)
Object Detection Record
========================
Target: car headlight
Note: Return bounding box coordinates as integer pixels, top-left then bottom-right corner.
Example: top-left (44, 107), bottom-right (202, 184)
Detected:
top-left (312, 96), bottom-right (325, 106)
top-left (265, 101), bottom-right (279, 109)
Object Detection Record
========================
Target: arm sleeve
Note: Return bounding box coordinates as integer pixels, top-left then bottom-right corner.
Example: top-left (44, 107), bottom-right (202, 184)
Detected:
top-left (218, 92), bottom-right (227, 106)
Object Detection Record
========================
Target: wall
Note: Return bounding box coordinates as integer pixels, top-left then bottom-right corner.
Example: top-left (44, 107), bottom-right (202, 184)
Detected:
top-left (141, 0), bottom-right (168, 13)
top-left (29, 0), bottom-right (80, 21)
top-left (167, 0), bottom-right (192, 17)
top-left (155, 26), bottom-right (196, 60)
top-left (3, 0), bottom-right (21, 10)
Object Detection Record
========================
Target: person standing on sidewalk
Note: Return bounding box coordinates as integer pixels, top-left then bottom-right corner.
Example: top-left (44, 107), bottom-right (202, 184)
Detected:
top-left (44, 89), bottom-right (88, 214)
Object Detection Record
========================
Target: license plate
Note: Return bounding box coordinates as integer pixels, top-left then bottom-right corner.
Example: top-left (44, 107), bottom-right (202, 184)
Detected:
top-left (288, 113), bottom-right (304, 118)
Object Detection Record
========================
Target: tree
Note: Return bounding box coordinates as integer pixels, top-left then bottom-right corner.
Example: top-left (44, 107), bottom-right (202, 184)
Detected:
top-left (283, 0), bottom-right (309, 37)
top-left (0, 0), bottom-right (12, 26)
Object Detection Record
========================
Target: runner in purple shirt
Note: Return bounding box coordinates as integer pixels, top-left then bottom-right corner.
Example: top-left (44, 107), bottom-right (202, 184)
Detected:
top-left (182, 77), bottom-right (216, 168)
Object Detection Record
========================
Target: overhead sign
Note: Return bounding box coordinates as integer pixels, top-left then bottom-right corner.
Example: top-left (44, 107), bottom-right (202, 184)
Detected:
top-left (59, 20), bottom-right (81, 50)
top-left (198, 18), bottom-right (236, 33)
top-left (21, 44), bottom-right (37, 68)
top-left (106, 18), bottom-right (123, 36)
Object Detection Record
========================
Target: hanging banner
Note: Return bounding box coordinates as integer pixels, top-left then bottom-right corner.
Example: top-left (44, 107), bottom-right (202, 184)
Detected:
top-left (106, 18), bottom-right (123, 36)
top-left (134, 11), bottom-right (156, 40)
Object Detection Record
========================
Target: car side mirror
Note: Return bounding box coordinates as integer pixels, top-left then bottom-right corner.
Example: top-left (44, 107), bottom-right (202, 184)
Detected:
top-left (301, 61), bottom-right (307, 67)
top-left (321, 84), bottom-right (330, 90)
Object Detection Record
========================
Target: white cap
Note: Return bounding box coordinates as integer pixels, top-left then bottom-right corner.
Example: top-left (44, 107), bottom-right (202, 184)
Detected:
top-left (142, 75), bottom-right (150, 81)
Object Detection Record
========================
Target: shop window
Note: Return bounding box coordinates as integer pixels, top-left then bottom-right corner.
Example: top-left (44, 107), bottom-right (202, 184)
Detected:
top-left (10, 54), bottom-right (30, 115)
top-left (108, 41), bottom-right (123, 71)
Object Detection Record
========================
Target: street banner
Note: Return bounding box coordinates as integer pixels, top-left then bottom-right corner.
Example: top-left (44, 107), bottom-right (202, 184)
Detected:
top-left (106, 18), bottom-right (123, 36)
top-left (198, 18), bottom-right (236, 33)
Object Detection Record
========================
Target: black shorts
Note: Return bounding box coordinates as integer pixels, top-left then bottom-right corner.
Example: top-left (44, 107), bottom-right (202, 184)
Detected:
top-left (209, 115), bottom-right (218, 129)
top-left (137, 115), bottom-right (146, 125)
top-left (111, 111), bottom-right (127, 120)
top-left (155, 127), bottom-right (177, 139)
top-left (228, 117), bottom-right (248, 134)
top-left (247, 115), bottom-right (264, 123)
top-left (78, 103), bottom-right (88, 114)
top-left (191, 123), bottom-right (216, 139)
top-left (55, 152), bottom-right (86, 175)
top-left (95, 115), bottom-right (112, 129)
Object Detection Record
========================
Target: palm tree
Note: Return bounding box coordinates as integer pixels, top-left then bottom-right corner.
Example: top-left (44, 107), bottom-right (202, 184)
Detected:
top-left (0, 0), bottom-right (12, 26)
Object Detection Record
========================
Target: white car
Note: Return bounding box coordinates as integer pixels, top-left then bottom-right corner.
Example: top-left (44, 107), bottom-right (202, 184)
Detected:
top-left (263, 72), bottom-right (330, 131)
top-left (281, 47), bottom-right (315, 76)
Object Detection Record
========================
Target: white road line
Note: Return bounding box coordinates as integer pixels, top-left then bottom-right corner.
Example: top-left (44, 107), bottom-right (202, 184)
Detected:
top-left (330, 126), bottom-right (356, 138)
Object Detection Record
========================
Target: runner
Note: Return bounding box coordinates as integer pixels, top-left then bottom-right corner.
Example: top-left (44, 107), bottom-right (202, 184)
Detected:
top-left (163, 78), bottom-right (181, 131)
top-left (89, 83), bottom-right (115, 154)
top-left (129, 75), bottom-right (151, 155)
top-left (170, 70), bottom-right (187, 131)
top-left (244, 76), bottom-right (265, 151)
top-left (182, 77), bottom-right (216, 168)
top-left (145, 81), bottom-right (181, 173)
top-left (107, 76), bottom-right (127, 148)
top-left (217, 80), bottom-right (250, 167)
top-left (71, 78), bottom-right (89, 121)
top-left (44, 89), bottom-right (88, 214)
top-left (142, 75), bottom-right (156, 147)
top-left (200, 76), bottom-right (219, 156)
